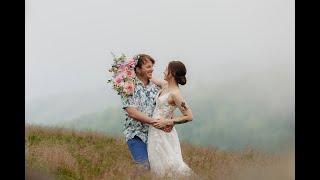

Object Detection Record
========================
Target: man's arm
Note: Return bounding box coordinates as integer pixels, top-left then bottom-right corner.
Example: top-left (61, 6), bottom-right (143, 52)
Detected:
top-left (125, 107), bottom-right (173, 132)
top-left (125, 107), bottom-right (157, 125)
top-left (121, 93), bottom-right (156, 124)
top-left (121, 89), bottom-right (172, 132)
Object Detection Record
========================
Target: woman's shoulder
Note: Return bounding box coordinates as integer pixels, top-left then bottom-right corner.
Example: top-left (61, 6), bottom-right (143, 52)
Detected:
top-left (169, 89), bottom-right (182, 98)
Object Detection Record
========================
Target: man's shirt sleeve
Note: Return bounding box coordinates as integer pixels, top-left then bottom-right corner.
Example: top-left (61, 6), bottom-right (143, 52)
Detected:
top-left (121, 95), bottom-right (137, 109)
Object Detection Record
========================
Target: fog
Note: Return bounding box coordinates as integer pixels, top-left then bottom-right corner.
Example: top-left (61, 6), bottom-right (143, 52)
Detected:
top-left (26, 0), bottom-right (294, 98)
top-left (26, 0), bottom-right (294, 151)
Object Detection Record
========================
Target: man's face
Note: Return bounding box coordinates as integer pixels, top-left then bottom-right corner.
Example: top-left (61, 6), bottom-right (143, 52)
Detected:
top-left (137, 59), bottom-right (154, 80)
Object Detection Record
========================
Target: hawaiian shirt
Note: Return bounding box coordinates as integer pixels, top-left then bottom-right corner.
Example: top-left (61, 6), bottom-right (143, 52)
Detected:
top-left (121, 77), bottom-right (160, 143)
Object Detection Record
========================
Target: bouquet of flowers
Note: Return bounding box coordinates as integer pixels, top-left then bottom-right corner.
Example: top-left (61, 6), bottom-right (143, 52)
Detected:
top-left (107, 53), bottom-right (138, 98)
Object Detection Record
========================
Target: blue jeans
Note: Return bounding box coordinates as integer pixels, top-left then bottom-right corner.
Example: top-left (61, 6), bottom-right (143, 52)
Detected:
top-left (127, 136), bottom-right (150, 170)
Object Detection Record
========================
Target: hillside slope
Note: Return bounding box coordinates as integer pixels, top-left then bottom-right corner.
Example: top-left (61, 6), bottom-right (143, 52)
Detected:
top-left (26, 125), bottom-right (293, 180)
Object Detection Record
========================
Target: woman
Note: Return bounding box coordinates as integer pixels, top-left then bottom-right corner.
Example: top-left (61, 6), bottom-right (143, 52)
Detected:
top-left (148, 60), bottom-right (194, 177)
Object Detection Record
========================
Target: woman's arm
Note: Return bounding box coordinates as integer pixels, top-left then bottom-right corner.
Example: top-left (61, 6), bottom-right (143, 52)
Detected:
top-left (150, 77), bottom-right (168, 88)
top-left (153, 92), bottom-right (193, 128)
top-left (170, 92), bottom-right (193, 124)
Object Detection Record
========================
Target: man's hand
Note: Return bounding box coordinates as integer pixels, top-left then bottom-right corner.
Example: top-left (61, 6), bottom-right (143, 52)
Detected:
top-left (151, 117), bottom-right (164, 129)
top-left (151, 117), bottom-right (173, 132)
top-left (149, 119), bottom-right (158, 125)
top-left (153, 118), bottom-right (173, 129)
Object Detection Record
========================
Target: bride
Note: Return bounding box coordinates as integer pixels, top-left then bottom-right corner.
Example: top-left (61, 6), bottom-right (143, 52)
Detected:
top-left (148, 60), bottom-right (194, 178)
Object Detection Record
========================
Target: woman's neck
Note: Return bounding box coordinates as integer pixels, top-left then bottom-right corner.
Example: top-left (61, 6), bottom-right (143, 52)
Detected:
top-left (167, 79), bottom-right (179, 90)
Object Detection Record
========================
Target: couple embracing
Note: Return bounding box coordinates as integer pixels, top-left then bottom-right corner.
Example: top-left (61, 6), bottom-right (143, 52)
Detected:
top-left (120, 54), bottom-right (194, 178)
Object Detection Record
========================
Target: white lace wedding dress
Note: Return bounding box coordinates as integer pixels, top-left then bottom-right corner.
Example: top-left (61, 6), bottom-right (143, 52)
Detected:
top-left (147, 91), bottom-right (193, 177)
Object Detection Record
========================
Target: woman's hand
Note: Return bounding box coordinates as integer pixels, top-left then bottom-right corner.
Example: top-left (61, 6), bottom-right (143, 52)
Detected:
top-left (153, 118), bottom-right (173, 129)
top-left (162, 125), bottom-right (173, 133)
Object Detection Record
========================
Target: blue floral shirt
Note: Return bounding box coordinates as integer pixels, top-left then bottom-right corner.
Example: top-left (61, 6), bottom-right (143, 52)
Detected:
top-left (121, 77), bottom-right (160, 143)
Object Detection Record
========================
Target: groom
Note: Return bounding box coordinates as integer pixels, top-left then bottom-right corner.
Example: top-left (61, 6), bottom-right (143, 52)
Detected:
top-left (121, 54), bottom-right (173, 171)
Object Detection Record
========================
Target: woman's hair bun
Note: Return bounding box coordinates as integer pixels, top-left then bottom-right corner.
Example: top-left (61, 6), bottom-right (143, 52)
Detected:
top-left (176, 75), bottom-right (186, 85)
top-left (168, 61), bottom-right (187, 86)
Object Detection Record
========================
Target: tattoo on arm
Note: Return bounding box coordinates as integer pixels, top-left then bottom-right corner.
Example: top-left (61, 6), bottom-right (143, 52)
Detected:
top-left (181, 102), bottom-right (188, 111)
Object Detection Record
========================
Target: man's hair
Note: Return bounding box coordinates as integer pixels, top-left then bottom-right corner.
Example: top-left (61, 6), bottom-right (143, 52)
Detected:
top-left (134, 54), bottom-right (155, 72)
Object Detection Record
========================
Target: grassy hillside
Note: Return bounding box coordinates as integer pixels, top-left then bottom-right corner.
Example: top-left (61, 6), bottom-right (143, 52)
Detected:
top-left (26, 125), bottom-right (294, 180)
top-left (27, 67), bottom-right (294, 153)
top-left (59, 100), bottom-right (294, 153)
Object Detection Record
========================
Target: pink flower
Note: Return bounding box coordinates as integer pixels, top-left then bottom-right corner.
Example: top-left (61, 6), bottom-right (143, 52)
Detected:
top-left (114, 74), bottom-right (123, 85)
top-left (126, 69), bottom-right (135, 78)
top-left (123, 81), bottom-right (135, 95)
top-left (108, 54), bottom-right (138, 97)
top-left (119, 63), bottom-right (126, 71)
top-left (127, 58), bottom-right (136, 68)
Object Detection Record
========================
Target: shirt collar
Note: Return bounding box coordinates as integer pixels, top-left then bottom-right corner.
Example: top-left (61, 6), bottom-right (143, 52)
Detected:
top-left (135, 77), bottom-right (151, 87)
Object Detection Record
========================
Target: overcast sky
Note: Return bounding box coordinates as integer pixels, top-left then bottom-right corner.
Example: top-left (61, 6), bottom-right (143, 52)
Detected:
top-left (25, 0), bottom-right (294, 101)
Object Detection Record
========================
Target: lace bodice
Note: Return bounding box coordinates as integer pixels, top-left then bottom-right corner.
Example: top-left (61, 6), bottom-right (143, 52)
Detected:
top-left (152, 92), bottom-right (176, 119)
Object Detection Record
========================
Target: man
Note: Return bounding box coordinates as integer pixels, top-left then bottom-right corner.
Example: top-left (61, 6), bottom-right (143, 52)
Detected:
top-left (121, 54), bottom-right (173, 171)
